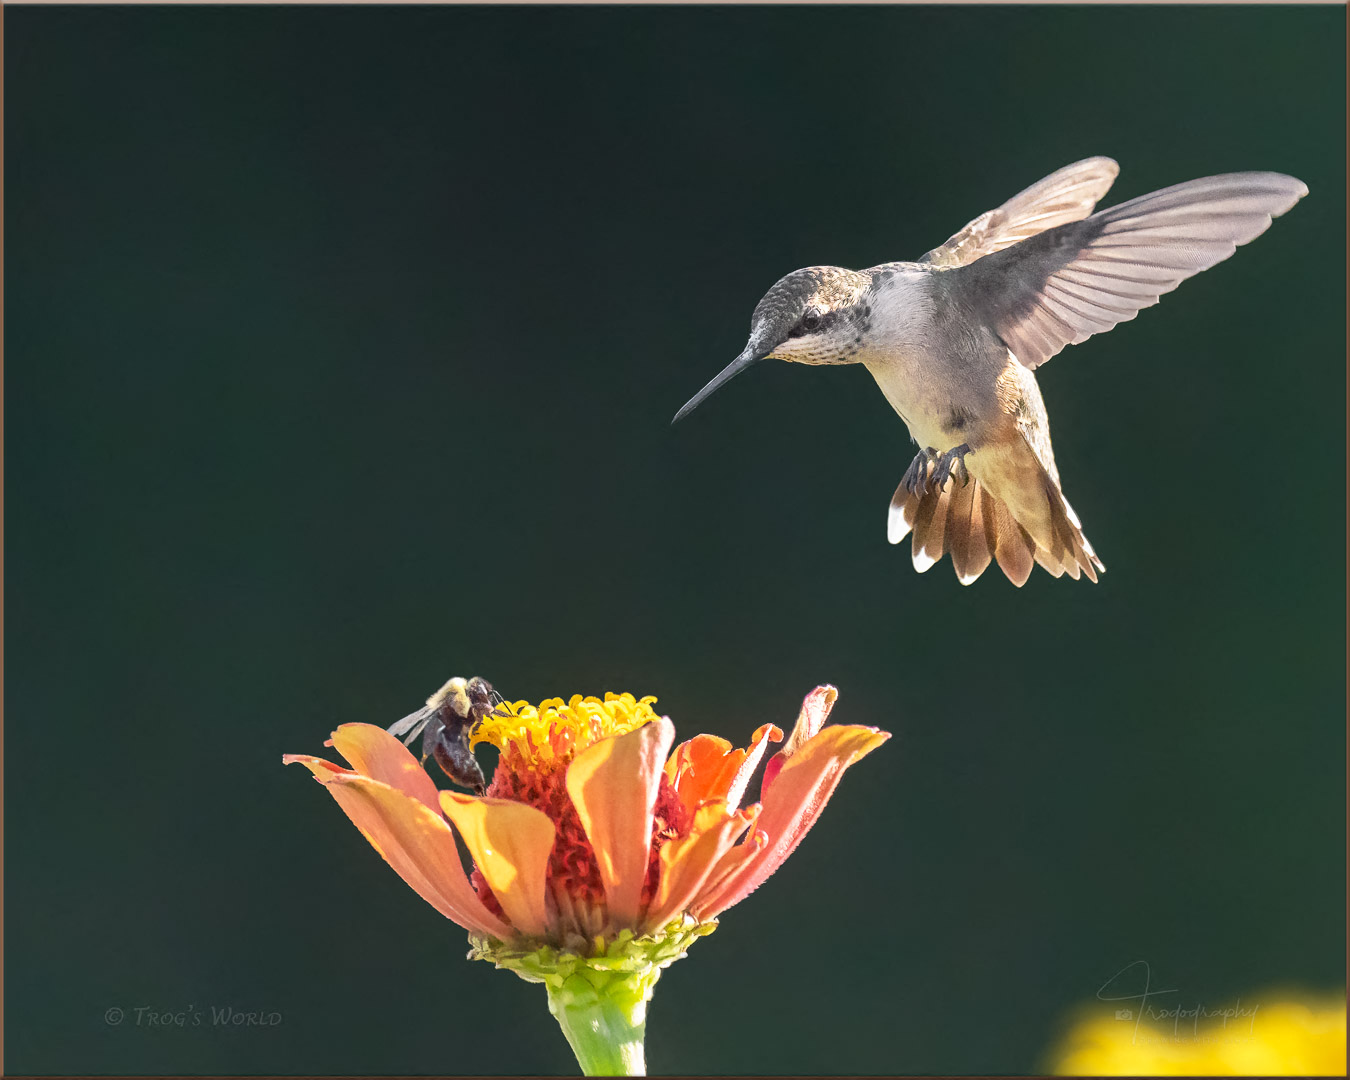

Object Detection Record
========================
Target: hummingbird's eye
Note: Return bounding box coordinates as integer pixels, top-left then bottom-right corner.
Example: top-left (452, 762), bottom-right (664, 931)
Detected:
top-left (789, 311), bottom-right (822, 338)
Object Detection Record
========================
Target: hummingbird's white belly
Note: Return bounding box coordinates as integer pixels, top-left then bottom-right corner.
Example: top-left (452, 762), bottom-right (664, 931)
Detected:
top-left (863, 353), bottom-right (988, 453)
top-left (858, 268), bottom-right (1006, 453)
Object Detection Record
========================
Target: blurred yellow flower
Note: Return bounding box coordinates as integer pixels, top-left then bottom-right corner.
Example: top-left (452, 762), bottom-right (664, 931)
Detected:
top-left (1048, 993), bottom-right (1346, 1076)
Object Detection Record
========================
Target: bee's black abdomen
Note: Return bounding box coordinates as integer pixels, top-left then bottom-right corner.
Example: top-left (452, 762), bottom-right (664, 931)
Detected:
top-left (430, 728), bottom-right (487, 795)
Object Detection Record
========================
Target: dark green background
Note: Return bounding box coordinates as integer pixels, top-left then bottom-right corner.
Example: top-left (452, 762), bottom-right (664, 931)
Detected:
top-left (7, 5), bottom-right (1345, 1076)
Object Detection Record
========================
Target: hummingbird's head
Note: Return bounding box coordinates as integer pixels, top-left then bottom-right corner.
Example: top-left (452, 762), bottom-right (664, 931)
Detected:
top-left (672, 266), bottom-right (872, 423)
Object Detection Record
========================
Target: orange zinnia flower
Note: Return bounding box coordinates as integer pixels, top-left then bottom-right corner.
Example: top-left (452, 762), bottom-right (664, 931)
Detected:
top-left (284, 684), bottom-right (888, 1075)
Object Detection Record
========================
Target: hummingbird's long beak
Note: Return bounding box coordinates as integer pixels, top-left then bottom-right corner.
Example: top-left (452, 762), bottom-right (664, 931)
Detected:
top-left (671, 345), bottom-right (769, 424)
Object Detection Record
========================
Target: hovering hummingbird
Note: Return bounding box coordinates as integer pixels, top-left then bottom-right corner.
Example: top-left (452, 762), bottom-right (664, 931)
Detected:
top-left (672, 158), bottom-right (1307, 585)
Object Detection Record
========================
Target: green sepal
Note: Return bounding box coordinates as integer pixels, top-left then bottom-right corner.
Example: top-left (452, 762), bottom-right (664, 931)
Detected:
top-left (467, 916), bottom-right (717, 1076)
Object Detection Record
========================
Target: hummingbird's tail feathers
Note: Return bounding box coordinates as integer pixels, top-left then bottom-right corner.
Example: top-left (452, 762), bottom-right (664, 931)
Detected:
top-left (990, 498), bottom-right (1037, 587)
top-left (1035, 481), bottom-right (1103, 583)
top-left (888, 472), bottom-right (1039, 587)
top-left (888, 449), bottom-right (1102, 586)
top-left (904, 475), bottom-right (951, 571)
top-left (944, 478), bottom-right (992, 584)
top-left (956, 171), bottom-right (1309, 369)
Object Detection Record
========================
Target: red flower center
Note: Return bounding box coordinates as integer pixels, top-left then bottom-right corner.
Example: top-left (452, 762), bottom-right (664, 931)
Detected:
top-left (470, 739), bottom-right (691, 934)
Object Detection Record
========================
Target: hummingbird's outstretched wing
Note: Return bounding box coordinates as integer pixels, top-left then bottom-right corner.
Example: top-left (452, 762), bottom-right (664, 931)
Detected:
top-left (949, 171), bottom-right (1308, 370)
top-left (921, 157), bottom-right (1120, 269)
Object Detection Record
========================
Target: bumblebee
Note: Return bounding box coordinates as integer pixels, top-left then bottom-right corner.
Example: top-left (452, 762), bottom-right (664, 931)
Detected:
top-left (386, 676), bottom-right (501, 795)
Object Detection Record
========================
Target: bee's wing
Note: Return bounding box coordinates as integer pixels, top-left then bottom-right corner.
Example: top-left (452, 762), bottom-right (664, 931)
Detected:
top-left (386, 703), bottom-right (435, 746)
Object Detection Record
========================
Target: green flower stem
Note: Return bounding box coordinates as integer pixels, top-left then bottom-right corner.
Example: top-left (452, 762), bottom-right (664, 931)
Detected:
top-left (468, 916), bottom-right (717, 1076)
top-left (546, 968), bottom-right (651, 1076)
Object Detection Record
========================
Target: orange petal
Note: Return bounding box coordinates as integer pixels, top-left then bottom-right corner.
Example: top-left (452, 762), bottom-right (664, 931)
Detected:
top-left (723, 723), bottom-right (783, 811)
top-left (690, 722), bottom-right (889, 921)
top-left (566, 717), bottom-right (675, 928)
top-left (439, 792), bottom-right (555, 938)
top-left (282, 753), bottom-right (348, 777)
top-left (285, 758), bottom-right (510, 940)
top-left (643, 800), bottom-right (760, 932)
top-left (763, 685), bottom-right (837, 792)
top-left (329, 723), bottom-right (443, 814)
top-left (691, 825), bottom-right (768, 913)
top-left (665, 724), bottom-right (784, 815)
top-left (664, 734), bottom-right (734, 811)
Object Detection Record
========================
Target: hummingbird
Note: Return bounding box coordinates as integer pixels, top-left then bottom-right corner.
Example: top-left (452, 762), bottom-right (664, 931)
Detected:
top-left (672, 158), bottom-right (1307, 586)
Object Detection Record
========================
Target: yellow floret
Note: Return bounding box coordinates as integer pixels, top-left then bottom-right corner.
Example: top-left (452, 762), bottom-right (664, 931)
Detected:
top-left (471, 691), bottom-right (660, 768)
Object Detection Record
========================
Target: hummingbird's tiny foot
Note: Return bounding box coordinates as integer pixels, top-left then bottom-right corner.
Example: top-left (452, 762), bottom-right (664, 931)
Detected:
top-left (902, 447), bottom-right (938, 495)
top-left (930, 443), bottom-right (973, 492)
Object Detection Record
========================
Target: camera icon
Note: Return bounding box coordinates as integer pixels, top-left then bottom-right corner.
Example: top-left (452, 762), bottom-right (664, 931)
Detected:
top-left (1115, 1009), bottom-right (1133, 1020)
